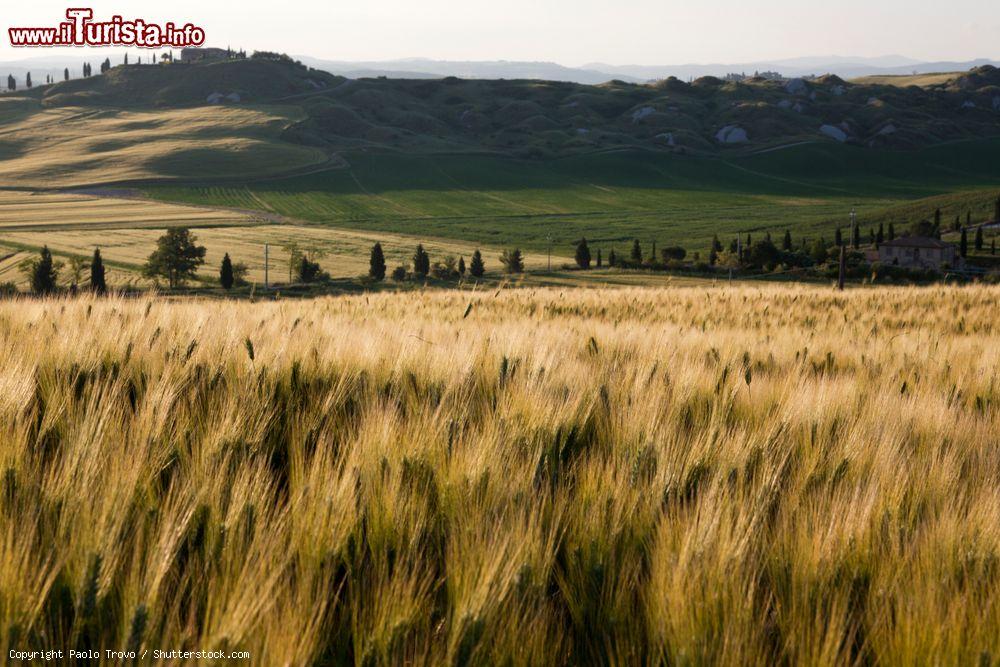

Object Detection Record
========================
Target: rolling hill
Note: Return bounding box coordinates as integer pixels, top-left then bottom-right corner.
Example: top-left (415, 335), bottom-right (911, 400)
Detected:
top-left (0, 56), bottom-right (997, 266)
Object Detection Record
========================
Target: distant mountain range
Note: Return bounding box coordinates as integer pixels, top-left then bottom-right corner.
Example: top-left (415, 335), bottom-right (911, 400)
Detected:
top-left (1, 53), bottom-right (998, 87)
top-left (296, 55), bottom-right (1000, 84)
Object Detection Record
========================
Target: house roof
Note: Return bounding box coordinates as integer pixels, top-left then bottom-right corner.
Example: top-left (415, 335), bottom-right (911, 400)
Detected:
top-left (881, 236), bottom-right (954, 249)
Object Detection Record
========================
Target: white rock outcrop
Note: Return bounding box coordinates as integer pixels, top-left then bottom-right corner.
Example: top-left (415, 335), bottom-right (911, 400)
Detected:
top-left (656, 132), bottom-right (676, 146)
top-left (715, 126), bottom-right (748, 143)
top-left (785, 78), bottom-right (808, 95)
top-left (631, 106), bottom-right (655, 123)
top-left (820, 125), bottom-right (848, 142)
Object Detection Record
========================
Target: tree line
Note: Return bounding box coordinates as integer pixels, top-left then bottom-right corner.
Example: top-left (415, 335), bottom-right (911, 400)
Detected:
top-left (3, 228), bottom-right (529, 296)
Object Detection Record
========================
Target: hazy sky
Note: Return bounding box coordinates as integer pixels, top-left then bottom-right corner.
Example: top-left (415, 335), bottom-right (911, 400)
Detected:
top-left (2, 0), bottom-right (998, 64)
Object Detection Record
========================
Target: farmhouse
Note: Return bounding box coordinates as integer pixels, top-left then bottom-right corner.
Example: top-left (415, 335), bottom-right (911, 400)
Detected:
top-left (878, 236), bottom-right (960, 270)
top-left (180, 47), bottom-right (230, 63)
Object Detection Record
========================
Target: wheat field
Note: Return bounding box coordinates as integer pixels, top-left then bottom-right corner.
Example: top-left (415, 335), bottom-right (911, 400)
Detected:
top-left (1, 285), bottom-right (998, 665)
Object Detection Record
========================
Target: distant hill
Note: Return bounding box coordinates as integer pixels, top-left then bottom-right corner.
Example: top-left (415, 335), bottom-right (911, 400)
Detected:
top-left (27, 57), bottom-right (344, 108)
top-left (293, 55), bottom-right (1000, 84)
top-left (14, 59), bottom-right (1000, 159)
top-left (296, 57), bottom-right (643, 85)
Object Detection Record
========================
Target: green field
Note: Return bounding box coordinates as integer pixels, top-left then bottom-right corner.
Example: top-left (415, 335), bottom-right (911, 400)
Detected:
top-left (146, 139), bottom-right (1000, 254)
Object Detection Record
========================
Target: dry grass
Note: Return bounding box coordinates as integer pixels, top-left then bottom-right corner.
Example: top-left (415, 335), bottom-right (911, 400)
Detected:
top-left (0, 104), bottom-right (325, 187)
top-left (1, 222), bottom-right (557, 286)
top-left (1, 285), bottom-right (999, 665)
top-left (0, 191), bottom-right (253, 231)
top-left (849, 72), bottom-right (960, 88)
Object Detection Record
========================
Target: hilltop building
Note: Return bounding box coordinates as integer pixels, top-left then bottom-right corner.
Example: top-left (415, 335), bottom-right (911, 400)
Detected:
top-left (180, 47), bottom-right (231, 63)
top-left (878, 236), bottom-right (961, 270)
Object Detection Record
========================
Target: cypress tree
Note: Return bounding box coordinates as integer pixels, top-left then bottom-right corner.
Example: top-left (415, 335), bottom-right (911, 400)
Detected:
top-left (369, 242), bottom-right (386, 280)
top-left (852, 224), bottom-right (861, 249)
top-left (575, 237), bottom-right (592, 269)
top-left (596, 249), bottom-right (602, 268)
top-left (608, 248), bottom-right (617, 267)
top-left (31, 246), bottom-right (58, 294)
top-left (960, 228), bottom-right (968, 258)
top-left (458, 256), bottom-right (466, 276)
top-left (992, 239), bottom-right (996, 256)
top-left (650, 241), bottom-right (657, 264)
top-left (782, 230), bottom-right (792, 251)
top-left (835, 227), bottom-right (843, 246)
top-left (412, 244), bottom-right (430, 277)
top-left (712, 234), bottom-right (723, 253)
top-left (64, 67), bottom-right (69, 81)
top-left (90, 248), bottom-right (107, 294)
top-left (877, 223), bottom-right (885, 244)
top-left (888, 222), bottom-right (896, 241)
top-left (630, 239), bottom-right (642, 263)
top-left (220, 253), bottom-right (234, 289)
top-left (25, 72), bottom-right (32, 89)
top-left (995, 196), bottom-right (1000, 224)
top-left (975, 226), bottom-right (984, 252)
top-left (934, 208), bottom-right (941, 228)
top-left (469, 249), bottom-right (484, 278)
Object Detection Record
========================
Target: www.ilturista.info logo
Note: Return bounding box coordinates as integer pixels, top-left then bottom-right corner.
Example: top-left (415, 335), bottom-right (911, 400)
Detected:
top-left (9, 8), bottom-right (205, 47)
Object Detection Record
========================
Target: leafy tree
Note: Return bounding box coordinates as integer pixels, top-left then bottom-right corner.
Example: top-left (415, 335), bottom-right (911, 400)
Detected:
top-left (23, 246), bottom-right (59, 294)
top-left (575, 237), bottom-right (592, 269)
top-left (469, 249), bottom-right (484, 278)
top-left (630, 239), bottom-right (642, 263)
top-left (90, 248), bottom-right (107, 294)
top-left (500, 248), bottom-right (524, 274)
top-left (297, 255), bottom-right (324, 282)
top-left (746, 239), bottom-right (780, 269)
top-left (142, 228), bottom-right (206, 289)
top-left (458, 256), bottom-right (466, 276)
top-left (661, 246), bottom-right (686, 262)
top-left (975, 226), bottom-right (984, 252)
top-left (67, 256), bottom-right (87, 292)
top-left (811, 238), bottom-right (829, 265)
top-left (782, 230), bottom-right (793, 251)
top-left (412, 244), bottom-right (430, 278)
top-left (960, 228), bottom-right (968, 258)
top-left (369, 242), bottom-right (386, 281)
top-left (220, 253), bottom-right (234, 289)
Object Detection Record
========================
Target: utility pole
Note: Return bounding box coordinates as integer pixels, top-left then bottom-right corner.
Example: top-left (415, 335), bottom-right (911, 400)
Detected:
top-left (264, 243), bottom-right (269, 290)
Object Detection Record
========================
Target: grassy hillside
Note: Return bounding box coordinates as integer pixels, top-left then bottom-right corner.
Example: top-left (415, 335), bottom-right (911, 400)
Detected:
top-left (2, 287), bottom-right (1000, 663)
top-left (0, 103), bottom-right (327, 187)
top-left (148, 140), bottom-right (1000, 254)
top-left (0, 57), bottom-right (998, 263)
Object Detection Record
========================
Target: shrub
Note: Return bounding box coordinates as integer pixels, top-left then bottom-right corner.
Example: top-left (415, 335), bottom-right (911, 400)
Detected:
top-left (391, 266), bottom-right (408, 281)
top-left (500, 248), bottom-right (524, 274)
